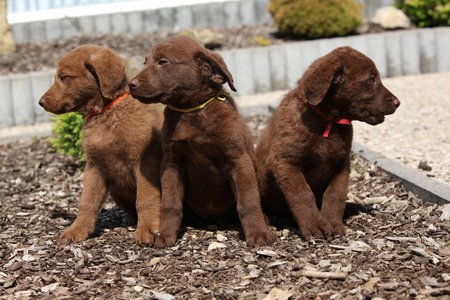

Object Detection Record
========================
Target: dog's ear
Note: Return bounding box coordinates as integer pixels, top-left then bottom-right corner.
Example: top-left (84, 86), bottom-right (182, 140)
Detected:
top-left (196, 50), bottom-right (237, 92)
top-left (301, 56), bottom-right (344, 106)
top-left (85, 48), bottom-right (127, 99)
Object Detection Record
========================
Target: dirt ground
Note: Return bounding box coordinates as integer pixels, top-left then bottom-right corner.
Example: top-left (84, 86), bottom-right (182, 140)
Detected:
top-left (1, 115), bottom-right (449, 299)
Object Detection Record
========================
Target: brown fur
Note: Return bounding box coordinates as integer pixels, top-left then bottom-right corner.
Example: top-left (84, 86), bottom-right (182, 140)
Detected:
top-left (128, 35), bottom-right (276, 248)
top-left (256, 47), bottom-right (400, 240)
top-left (39, 45), bottom-right (163, 245)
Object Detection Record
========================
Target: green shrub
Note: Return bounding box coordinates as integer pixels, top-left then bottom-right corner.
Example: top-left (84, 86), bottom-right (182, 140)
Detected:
top-left (268, 0), bottom-right (363, 39)
top-left (48, 112), bottom-right (86, 164)
top-left (396, 0), bottom-right (450, 27)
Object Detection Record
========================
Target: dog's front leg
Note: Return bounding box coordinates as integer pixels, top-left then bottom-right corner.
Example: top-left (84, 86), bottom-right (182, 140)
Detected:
top-left (273, 161), bottom-right (333, 240)
top-left (231, 154), bottom-right (276, 247)
top-left (320, 164), bottom-right (349, 236)
top-left (59, 164), bottom-right (108, 243)
top-left (134, 165), bottom-right (161, 246)
top-left (154, 156), bottom-right (184, 248)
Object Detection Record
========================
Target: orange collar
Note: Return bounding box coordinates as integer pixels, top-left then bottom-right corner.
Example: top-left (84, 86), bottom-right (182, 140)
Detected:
top-left (85, 92), bottom-right (130, 121)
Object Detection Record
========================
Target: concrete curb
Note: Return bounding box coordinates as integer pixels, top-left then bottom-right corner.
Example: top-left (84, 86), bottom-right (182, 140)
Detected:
top-left (0, 129), bottom-right (52, 145)
top-left (352, 142), bottom-right (450, 205)
top-left (0, 123), bottom-right (52, 145)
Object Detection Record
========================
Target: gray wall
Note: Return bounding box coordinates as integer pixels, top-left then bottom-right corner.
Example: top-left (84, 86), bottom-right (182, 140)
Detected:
top-left (8, 0), bottom-right (395, 15)
top-left (10, 0), bottom-right (397, 44)
top-left (1, 27), bottom-right (448, 128)
top-left (8, 0), bottom-right (138, 13)
top-left (10, 0), bottom-right (271, 44)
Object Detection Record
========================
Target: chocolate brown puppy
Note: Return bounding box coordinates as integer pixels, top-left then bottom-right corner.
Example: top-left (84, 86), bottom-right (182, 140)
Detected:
top-left (128, 35), bottom-right (276, 248)
top-left (256, 46), bottom-right (400, 240)
top-left (39, 45), bottom-right (163, 245)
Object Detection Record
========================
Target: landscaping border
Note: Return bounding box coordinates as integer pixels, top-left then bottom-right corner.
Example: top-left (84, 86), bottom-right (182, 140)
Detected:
top-left (352, 142), bottom-right (450, 206)
top-left (1, 27), bottom-right (449, 129)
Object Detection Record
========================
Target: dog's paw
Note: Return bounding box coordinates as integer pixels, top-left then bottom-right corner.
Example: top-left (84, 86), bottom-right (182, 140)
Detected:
top-left (58, 227), bottom-right (90, 244)
top-left (329, 220), bottom-right (346, 236)
top-left (154, 232), bottom-right (177, 248)
top-left (245, 228), bottom-right (277, 247)
top-left (299, 218), bottom-right (333, 240)
top-left (134, 228), bottom-right (156, 246)
top-left (321, 212), bottom-right (346, 236)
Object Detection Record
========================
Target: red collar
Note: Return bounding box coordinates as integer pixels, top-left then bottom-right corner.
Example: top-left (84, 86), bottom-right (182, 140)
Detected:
top-left (297, 95), bottom-right (352, 137)
top-left (85, 92), bottom-right (130, 121)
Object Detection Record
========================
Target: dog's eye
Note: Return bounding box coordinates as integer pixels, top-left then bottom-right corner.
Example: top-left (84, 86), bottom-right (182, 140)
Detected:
top-left (158, 59), bottom-right (168, 66)
top-left (368, 77), bottom-right (375, 83)
top-left (60, 75), bottom-right (68, 81)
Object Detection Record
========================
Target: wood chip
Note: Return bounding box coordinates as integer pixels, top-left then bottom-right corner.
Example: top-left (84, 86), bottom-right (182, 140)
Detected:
top-left (208, 242), bottom-right (227, 251)
top-left (408, 246), bottom-right (440, 264)
top-left (40, 282), bottom-right (59, 293)
top-left (440, 204), bottom-right (450, 221)
top-left (149, 290), bottom-right (175, 300)
top-left (362, 277), bottom-right (379, 292)
top-left (362, 196), bottom-right (387, 205)
top-left (385, 236), bottom-right (418, 242)
top-left (418, 286), bottom-right (450, 296)
top-left (299, 270), bottom-right (347, 280)
top-left (105, 253), bottom-right (139, 264)
top-left (263, 287), bottom-right (293, 300)
top-left (267, 261), bottom-right (288, 268)
top-left (257, 250), bottom-right (279, 257)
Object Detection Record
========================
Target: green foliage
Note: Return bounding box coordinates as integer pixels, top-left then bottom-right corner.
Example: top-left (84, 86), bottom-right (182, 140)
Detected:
top-left (396, 0), bottom-right (450, 27)
top-left (251, 35), bottom-right (271, 46)
top-left (48, 112), bottom-right (86, 164)
top-left (268, 0), bottom-right (363, 39)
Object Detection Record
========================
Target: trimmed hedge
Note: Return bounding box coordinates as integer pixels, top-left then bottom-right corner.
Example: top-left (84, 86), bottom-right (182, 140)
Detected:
top-left (268, 0), bottom-right (363, 39)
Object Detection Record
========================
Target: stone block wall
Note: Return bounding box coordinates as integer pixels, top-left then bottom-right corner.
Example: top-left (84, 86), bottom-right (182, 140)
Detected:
top-left (0, 27), bottom-right (448, 128)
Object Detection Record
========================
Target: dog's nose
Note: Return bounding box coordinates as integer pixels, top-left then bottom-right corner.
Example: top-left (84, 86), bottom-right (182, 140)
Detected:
top-left (128, 78), bottom-right (139, 89)
top-left (38, 97), bottom-right (46, 107)
top-left (393, 97), bottom-right (400, 108)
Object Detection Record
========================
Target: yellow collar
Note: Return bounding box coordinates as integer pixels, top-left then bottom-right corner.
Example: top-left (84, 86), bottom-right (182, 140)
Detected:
top-left (167, 93), bottom-right (229, 113)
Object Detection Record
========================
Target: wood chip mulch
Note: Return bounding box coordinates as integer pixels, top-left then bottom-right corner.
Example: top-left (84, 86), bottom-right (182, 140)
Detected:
top-left (1, 115), bottom-right (449, 299)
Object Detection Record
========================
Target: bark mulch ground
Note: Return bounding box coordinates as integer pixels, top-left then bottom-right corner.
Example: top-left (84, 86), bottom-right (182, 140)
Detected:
top-left (1, 115), bottom-right (449, 299)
